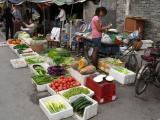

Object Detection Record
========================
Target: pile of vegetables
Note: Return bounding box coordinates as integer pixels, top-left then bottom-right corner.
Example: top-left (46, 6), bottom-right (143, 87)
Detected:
top-left (17, 31), bottom-right (30, 39)
top-left (49, 76), bottom-right (81, 92)
top-left (8, 39), bottom-right (21, 45)
top-left (32, 35), bottom-right (45, 41)
top-left (47, 66), bottom-right (65, 76)
top-left (25, 56), bottom-right (45, 64)
top-left (32, 75), bottom-right (57, 85)
top-left (71, 97), bottom-right (93, 116)
top-left (44, 100), bottom-right (66, 113)
top-left (106, 58), bottom-right (124, 66)
top-left (13, 44), bottom-right (29, 50)
top-left (72, 57), bottom-right (96, 75)
top-left (114, 67), bottom-right (130, 75)
top-left (62, 57), bottom-right (74, 66)
top-left (33, 65), bottom-right (46, 75)
top-left (62, 87), bottom-right (90, 99)
top-left (48, 48), bottom-right (71, 66)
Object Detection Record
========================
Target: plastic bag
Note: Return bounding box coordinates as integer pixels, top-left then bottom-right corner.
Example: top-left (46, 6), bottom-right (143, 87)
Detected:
top-left (101, 33), bottom-right (112, 44)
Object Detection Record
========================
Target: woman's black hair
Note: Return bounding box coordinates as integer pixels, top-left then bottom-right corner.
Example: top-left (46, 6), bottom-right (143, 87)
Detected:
top-left (95, 7), bottom-right (107, 16)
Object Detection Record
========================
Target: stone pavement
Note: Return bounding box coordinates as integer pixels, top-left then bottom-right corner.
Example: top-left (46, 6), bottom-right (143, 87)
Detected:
top-left (0, 36), bottom-right (160, 120)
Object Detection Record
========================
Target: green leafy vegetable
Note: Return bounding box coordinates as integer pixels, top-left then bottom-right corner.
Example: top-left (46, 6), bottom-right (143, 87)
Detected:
top-left (13, 44), bottom-right (29, 50)
top-left (25, 56), bottom-right (45, 64)
top-left (114, 67), bottom-right (130, 74)
top-left (48, 48), bottom-right (71, 65)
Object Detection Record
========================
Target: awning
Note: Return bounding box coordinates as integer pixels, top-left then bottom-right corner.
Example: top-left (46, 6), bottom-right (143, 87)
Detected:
top-left (9, 0), bottom-right (25, 5)
top-left (49, 0), bottom-right (87, 5)
top-left (28, 0), bottom-right (51, 3)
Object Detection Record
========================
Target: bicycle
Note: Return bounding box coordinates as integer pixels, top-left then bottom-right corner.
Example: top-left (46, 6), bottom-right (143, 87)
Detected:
top-left (84, 36), bottom-right (139, 72)
top-left (135, 47), bottom-right (160, 95)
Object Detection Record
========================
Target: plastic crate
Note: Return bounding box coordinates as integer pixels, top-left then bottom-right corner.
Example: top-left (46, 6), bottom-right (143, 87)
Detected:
top-left (59, 85), bottom-right (94, 102)
top-left (39, 95), bottom-right (73, 120)
top-left (109, 68), bottom-right (136, 85)
top-left (70, 94), bottom-right (98, 120)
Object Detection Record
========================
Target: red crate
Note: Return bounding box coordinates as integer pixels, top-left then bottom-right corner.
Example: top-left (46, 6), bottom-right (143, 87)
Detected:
top-left (86, 76), bottom-right (116, 104)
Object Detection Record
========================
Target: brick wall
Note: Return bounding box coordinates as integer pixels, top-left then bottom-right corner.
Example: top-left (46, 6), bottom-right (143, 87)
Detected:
top-left (116, 0), bottom-right (160, 41)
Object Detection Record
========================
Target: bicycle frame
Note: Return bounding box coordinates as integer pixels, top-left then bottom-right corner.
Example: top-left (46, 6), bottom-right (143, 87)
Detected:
top-left (144, 58), bottom-right (160, 83)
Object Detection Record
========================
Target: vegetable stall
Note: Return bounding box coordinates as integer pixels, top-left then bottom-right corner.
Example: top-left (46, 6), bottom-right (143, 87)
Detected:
top-left (7, 30), bottom-right (136, 120)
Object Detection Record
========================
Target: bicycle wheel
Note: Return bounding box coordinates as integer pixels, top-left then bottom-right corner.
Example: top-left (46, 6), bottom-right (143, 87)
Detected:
top-left (153, 65), bottom-right (160, 88)
top-left (125, 54), bottom-right (139, 72)
top-left (135, 65), bottom-right (150, 95)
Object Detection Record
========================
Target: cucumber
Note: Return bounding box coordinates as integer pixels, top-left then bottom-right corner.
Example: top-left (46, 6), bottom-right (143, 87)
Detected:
top-left (75, 100), bottom-right (91, 111)
top-left (72, 97), bottom-right (85, 108)
top-left (72, 98), bottom-right (85, 109)
top-left (78, 101), bottom-right (92, 111)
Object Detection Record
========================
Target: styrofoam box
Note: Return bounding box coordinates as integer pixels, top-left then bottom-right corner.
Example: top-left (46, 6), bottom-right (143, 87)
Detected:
top-left (70, 94), bottom-right (98, 120)
top-left (47, 84), bottom-right (57, 95)
top-left (39, 95), bottom-right (73, 120)
top-left (59, 86), bottom-right (95, 102)
top-left (67, 68), bottom-right (92, 85)
top-left (32, 79), bottom-right (49, 92)
top-left (29, 62), bottom-right (50, 75)
top-left (109, 68), bottom-right (136, 85)
top-left (8, 44), bottom-right (16, 52)
top-left (19, 52), bottom-right (38, 58)
top-left (14, 49), bottom-right (20, 57)
top-left (141, 40), bottom-right (153, 49)
top-left (10, 58), bottom-right (27, 69)
top-left (0, 42), bottom-right (8, 47)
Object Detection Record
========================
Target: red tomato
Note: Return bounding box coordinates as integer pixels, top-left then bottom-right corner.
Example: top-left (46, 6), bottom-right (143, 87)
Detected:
top-left (62, 80), bottom-right (65, 84)
top-left (66, 85), bottom-right (70, 89)
top-left (58, 87), bottom-right (62, 91)
top-left (55, 83), bottom-right (59, 87)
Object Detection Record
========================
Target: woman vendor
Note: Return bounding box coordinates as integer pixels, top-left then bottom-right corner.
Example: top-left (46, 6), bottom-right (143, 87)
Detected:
top-left (91, 7), bottom-right (112, 67)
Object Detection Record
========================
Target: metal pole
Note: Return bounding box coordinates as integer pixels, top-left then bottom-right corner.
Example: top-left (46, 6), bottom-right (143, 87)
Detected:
top-left (43, 6), bottom-right (45, 34)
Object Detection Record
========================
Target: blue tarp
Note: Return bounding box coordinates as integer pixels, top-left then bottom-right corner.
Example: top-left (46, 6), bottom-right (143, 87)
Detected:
top-left (9, 0), bottom-right (25, 4)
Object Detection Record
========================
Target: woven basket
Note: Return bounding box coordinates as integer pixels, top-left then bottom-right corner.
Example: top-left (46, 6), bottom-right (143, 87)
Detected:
top-left (30, 40), bottom-right (47, 53)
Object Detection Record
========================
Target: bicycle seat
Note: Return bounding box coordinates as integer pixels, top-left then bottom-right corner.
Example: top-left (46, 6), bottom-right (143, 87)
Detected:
top-left (141, 55), bottom-right (155, 62)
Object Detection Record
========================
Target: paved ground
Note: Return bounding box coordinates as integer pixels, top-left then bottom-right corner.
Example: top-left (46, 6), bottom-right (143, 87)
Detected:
top-left (0, 36), bottom-right (160, 120)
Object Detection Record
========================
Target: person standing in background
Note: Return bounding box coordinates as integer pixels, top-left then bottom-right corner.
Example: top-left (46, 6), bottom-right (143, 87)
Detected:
top-left (12, 5), bottom-right (22, 21)
top-left (2, 7), bottom-right (15, 40)
top-left (56, 7), bottom-right (66, 28)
